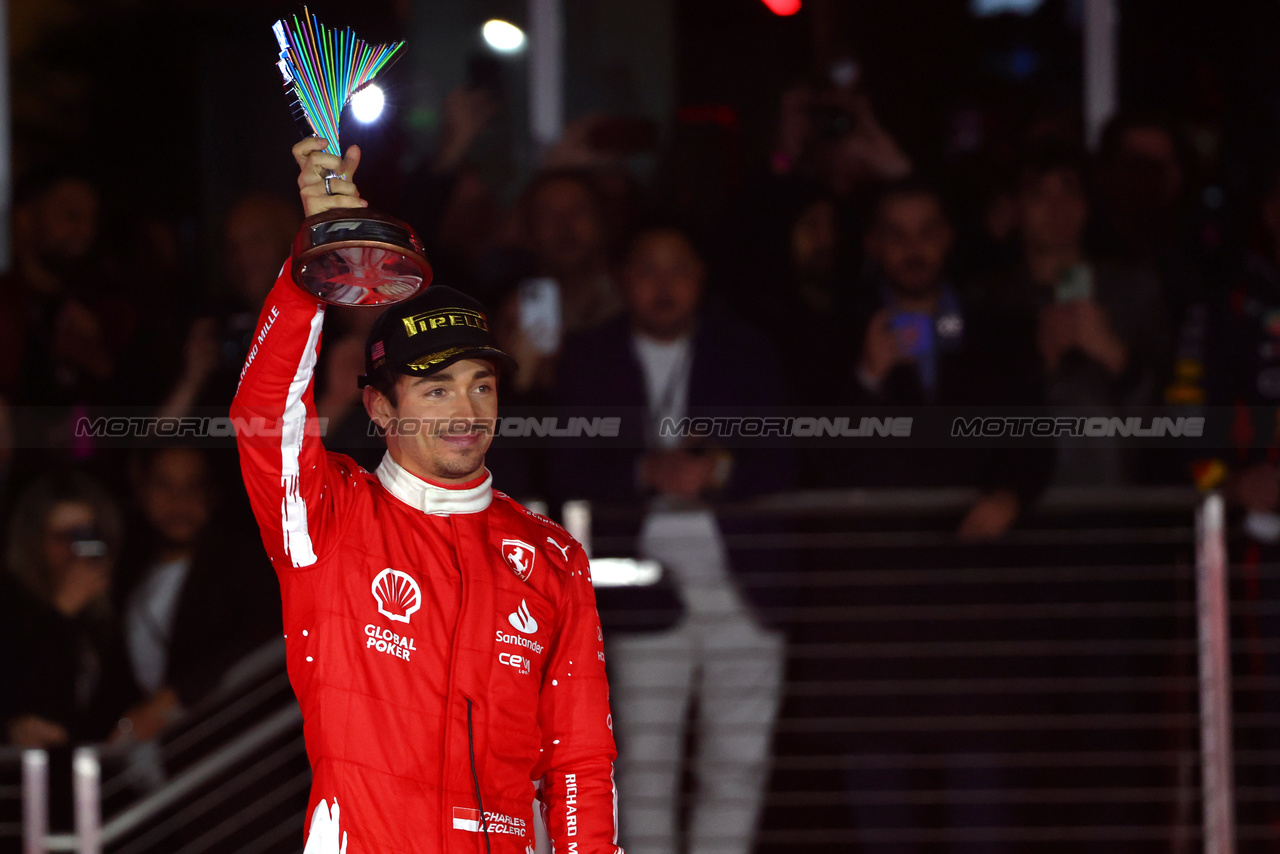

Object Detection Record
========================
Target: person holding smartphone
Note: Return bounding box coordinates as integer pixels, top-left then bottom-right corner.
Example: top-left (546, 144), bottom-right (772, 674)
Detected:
top-left (0, 471), bottom-right (139, 747)
top-left (979, 142), bottom-right (1173, 486)
top-left (495, 170), bottom-right (624, 400)
top-left (829, 177), bottom-right (1055, 848)
top-left (848, 177), bottom-right (1051, 538)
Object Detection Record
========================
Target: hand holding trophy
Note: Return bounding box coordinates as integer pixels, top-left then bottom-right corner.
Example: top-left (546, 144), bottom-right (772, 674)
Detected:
top-left (273, 9), bottom-right (432, 306)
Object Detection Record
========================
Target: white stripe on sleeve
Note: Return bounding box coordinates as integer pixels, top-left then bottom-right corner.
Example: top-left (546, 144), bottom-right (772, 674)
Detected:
top-left (280, 303), bottom-right (325, 567)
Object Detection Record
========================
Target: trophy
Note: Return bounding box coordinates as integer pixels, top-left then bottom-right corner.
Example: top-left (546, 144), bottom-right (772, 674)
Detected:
top-left (273, 10), bottom-right (432, 306)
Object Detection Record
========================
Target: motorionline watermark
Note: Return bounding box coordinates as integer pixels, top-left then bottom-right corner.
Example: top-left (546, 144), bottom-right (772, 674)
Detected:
top-left (71, 415), bottom-right (624, 439)
top-left (69, 414), bottom-right (914, 442)
top-left (658, 416), bottom-right (914, 438)
top-left (74, 415), bottom-right (327, 439)
top-left (373, 416), bottom-right (621, 437)
top-left (654, 415), bottom-right (1206, 439)
top-left (67, 412), bottom-right (1209, 444)
top-left (950, 416), bottom-right (1205, 438)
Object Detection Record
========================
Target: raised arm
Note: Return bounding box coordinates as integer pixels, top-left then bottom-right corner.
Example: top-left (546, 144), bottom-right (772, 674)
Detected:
top-left (229, 139), bottom-right (368, 570)
top-left (534, 545), bottom-right (623, 854)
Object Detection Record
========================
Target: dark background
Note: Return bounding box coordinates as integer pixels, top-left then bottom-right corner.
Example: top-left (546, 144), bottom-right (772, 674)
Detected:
top-left (11, 0), bottom-right (1280, 300)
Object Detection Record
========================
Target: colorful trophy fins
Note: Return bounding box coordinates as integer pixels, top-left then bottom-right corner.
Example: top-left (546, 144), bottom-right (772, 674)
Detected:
top-left (273, 9), bottom-right (431, 306)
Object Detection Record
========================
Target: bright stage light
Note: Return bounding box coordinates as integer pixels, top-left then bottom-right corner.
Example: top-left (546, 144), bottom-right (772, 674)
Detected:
top-left (760, 0), bottom-right (802, 15)
top-left (482, 19), bottom-right (526, 54)
top-left (971, 0), bottom-right (1043, 15)
top-left (588, 558), bottom-right (663, 588)
top-left (351, 84), bottom-right (385, 123)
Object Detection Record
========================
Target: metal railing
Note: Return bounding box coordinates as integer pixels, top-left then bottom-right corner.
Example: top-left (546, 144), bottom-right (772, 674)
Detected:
top-left (14, 637), bottom-right (305, 854)
top-left (583, 486), bottom-right (1254, 851)
top-left (1198, 495), bottom-right (1235, 854)
top-left (9, 486), bottom-right (1266, 852)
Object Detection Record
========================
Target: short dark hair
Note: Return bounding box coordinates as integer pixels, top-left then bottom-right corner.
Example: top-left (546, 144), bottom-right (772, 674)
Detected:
top-left (14, 165), bottom-right (96, 209)
top-left (128, 442), bottom-right (213, 480)
top-left (518, 168), bottom-right (606, 229)
top-left (871, 175), bottom-right (949, 224)
top-left (367, 365), bottom-right (402, 407)
top-left (617, 215), bottom-right (706, 269)
top-left (129, 442), bottom-right (209, 478)
top-left (1097, 111), bottom-right (1177, 162)
top-left (1018, 140), bottom-right (1087, 191)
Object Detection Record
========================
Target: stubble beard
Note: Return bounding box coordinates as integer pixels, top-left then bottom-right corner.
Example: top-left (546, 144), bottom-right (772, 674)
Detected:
top-left (423, 432), bottom-right (492, 482)
top-left (429, 452), bottom-right (486, 481)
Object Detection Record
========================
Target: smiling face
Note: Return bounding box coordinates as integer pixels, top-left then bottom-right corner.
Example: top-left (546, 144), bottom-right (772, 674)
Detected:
top-left (364, 358), bottom-right (499, 484)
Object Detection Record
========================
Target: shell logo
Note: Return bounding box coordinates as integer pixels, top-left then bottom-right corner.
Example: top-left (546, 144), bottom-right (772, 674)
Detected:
top-left (371, 568), bottom-right (422, 624)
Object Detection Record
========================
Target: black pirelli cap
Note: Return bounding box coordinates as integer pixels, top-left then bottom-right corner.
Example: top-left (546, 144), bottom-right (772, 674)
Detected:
top-left (357, 285), bottom-right (517, 389)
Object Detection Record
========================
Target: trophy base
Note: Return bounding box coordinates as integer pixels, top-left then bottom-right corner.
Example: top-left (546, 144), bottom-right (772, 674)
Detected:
top-left (291, 209), bottom-right (433, 306)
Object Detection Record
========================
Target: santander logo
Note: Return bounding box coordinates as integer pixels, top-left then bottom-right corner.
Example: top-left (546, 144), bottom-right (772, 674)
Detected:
top-left (509, 599), bottom-right (538, 634)
top-left (372, 568), bottom-right (422, 624)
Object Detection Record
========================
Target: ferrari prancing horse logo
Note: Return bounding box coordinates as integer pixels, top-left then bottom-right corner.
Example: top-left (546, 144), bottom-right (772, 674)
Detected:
top-left (501, 539), bottom-right (536, 582)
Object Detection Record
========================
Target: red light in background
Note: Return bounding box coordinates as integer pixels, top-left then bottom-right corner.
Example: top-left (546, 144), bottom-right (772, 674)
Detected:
top-left (760, 0), bottom-right (802, 15)
top-left (676, 105), bottom-right (739, 128)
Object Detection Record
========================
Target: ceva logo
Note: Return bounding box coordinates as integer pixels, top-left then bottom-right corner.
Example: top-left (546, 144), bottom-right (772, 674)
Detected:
top-left (508, 599), bottom-right (538, 634)
top-left (372, 568), bottom-right (422, 624)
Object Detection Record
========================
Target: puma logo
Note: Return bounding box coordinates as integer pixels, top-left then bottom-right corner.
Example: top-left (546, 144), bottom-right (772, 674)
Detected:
top-left (547, 536), bottom-right (571, 561)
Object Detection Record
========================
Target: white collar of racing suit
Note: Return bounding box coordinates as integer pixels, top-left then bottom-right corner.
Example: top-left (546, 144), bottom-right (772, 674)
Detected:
top-left (375, 452), bottom-right (493, 515)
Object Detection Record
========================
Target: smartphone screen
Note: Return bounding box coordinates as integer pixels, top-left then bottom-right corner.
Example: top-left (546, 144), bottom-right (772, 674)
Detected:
top-left (1055, 263), bottom-right (1094, 303)
top-left (518, 278), bottom-right (562, 355)
top-left (888, 311), bottom-right (934, 360)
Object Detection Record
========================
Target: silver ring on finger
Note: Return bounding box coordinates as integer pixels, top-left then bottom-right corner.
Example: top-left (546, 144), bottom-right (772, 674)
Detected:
top-left (324, 174), bottom-right (334, 196)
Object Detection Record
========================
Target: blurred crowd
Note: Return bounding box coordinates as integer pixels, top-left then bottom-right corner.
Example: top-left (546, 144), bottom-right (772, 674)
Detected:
top-left (5, 66), bottom-right (1280, 849)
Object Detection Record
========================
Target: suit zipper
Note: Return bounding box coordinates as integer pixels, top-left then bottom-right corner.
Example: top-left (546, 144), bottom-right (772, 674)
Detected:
top-left (440, 515), bottom-right (464, 853)
top-left (466, 697), bottom-right (492, 854)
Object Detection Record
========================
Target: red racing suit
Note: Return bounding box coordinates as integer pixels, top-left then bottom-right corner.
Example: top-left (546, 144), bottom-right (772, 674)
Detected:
top-left (231, 266), bottom-right (623, 854)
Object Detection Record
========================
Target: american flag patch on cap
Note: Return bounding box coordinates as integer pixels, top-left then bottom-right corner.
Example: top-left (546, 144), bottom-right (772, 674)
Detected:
top-left (371, 340), bottom-right (385, 361)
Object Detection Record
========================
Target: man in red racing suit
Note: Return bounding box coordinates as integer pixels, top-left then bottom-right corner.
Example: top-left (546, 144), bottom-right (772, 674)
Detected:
top-left (231, 137), bottom-right (622, 854)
